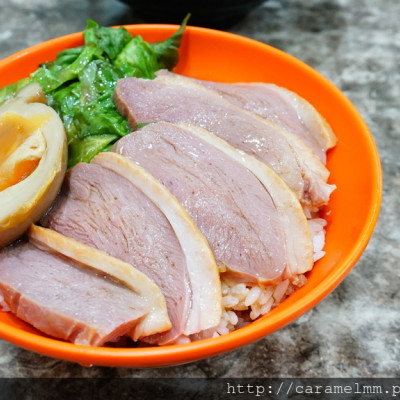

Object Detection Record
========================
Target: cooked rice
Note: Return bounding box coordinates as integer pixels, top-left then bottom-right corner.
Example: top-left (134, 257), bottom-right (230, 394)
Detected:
top-left (215, 275), bottom-right (305, 335)
top-left (308, 217), bottom-right (327, 261)
top-left (190, 216), bottom-right (328, 341)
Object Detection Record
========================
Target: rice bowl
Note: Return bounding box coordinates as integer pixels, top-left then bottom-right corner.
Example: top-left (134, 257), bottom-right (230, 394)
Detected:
top-left (0, 24), bottom-right (382, 367)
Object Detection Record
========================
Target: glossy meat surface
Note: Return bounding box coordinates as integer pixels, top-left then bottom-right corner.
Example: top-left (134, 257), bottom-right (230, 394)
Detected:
top-left (42, 162), bottom-right (190, 344)
top-left (0, 240), bottom-right (146, 346)
top-left (114, 74), bottom-right (334, 209)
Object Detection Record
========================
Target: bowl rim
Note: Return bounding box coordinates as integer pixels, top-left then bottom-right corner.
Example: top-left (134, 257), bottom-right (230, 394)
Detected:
top-left (0, 24), bottom-right (382, 368)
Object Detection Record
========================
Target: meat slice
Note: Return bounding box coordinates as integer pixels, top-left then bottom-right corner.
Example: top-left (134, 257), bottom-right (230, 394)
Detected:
top-left (188, 77), bottom-right (337, 164)
top-left (112, 122), bottom-right (314, 282)
top-left (0, 225), bottom-right (170, 346)
top-left (41, 152), bottom-right (221, 345)
top-left (113, 74), bottom-right (335, 210)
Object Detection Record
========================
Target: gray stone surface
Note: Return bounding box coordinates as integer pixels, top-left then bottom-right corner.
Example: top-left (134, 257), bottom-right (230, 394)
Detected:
top-left (0, 0), bottom-right (398, 379)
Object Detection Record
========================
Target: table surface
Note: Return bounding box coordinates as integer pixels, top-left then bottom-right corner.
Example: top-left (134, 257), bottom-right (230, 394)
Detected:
top-left (0, 0), bottom-right (398, 379)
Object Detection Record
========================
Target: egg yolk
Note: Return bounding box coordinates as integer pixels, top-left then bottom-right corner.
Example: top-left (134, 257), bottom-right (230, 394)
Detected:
top-left (0, 112), bottom-right (49, 192)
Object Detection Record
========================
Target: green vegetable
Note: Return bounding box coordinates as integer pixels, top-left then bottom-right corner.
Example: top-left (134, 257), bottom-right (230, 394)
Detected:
top-left (151, 13), bottom-right (190, 70)
top-left (0, 17), bottom-right (189, 168)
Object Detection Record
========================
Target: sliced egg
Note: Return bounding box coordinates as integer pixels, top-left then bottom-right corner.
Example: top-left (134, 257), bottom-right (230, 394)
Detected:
top-left (0, 83), bottom-right (67, 247)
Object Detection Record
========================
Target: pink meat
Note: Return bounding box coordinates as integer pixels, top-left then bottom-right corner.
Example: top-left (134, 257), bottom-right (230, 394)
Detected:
top-left (112, 122), bottom-right (287, 285)
top-left (193, 80), bottom-right (328, 162)
top-left (0, 240), bottom-right (146, 346)
top-left (41, 163), bottom-right (190, 345)
top-left (156, 70), bottom-right (336, 163)
top-left (113, 74), bottom-right (334, 209)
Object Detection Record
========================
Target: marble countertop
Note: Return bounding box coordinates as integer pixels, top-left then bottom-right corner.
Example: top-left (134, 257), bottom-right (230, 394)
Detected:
top-left (0, 0), bottom-right (398, 379)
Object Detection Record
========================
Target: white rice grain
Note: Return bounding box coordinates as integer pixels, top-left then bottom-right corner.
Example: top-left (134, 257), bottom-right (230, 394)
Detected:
top-left (222, 294), bottom-right (240, 308)
top-left (260, 297), bottom-right (274, 315)
top-left (227, 310), bottom-right (239, 326)
top-left (245, 286), bottom-right (262, 306)
top-left (259, 287), bottom-right (274, 305)
top-left (230, 282), bottom-right (247, 297)
top-left (208, 215), bottom-right (329, 338)
top-left (273, 279), bottom-right (290, 303)
top-left (308, 218), bottom-right (327, 255)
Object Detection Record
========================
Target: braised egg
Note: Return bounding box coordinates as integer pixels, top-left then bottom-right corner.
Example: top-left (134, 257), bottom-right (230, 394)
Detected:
top-left (0, 83), bottom-right (67, 247)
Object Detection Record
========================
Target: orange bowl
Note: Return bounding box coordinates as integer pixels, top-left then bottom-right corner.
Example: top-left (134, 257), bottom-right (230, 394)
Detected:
top-left (0, 25), bottom-right (382, 367)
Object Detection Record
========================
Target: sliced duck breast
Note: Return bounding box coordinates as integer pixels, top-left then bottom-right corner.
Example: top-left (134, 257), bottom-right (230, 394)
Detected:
top-left (112, 122), bottom-right (314, 282)
top-left (41, 152), bottom-right (221, 345)
top-left (157, 70), bottom-right (336, 164)
top-left (198, 82), bottom-right (336, 163)
top-left (0, 225), bottom-right (170, 346)
top-left (113, 74), bottom-right (335, 210)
